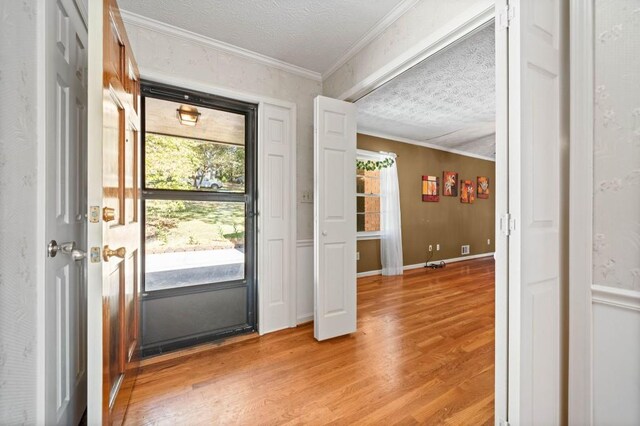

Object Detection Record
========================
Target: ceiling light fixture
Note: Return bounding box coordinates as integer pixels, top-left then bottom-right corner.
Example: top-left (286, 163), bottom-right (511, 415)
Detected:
top-left (176, 105), bottom-right (201, 126)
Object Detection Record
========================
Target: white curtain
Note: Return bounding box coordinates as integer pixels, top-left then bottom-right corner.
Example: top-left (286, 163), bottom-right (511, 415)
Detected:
top-left (380, 159), bottom-right (403, 275)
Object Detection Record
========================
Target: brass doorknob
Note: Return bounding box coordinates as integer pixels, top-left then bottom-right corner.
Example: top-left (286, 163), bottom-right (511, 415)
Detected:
top-left (103, 245), bottom-right (126, 261)
top-left (103, 207), bottom-right (116, 222)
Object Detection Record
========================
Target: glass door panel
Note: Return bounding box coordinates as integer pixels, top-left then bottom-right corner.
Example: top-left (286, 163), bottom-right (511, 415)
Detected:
top-left (145, 200), bottom-right (245, 291)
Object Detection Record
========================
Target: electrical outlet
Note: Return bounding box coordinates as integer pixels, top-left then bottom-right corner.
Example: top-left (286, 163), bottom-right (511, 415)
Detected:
top-left (461, 245), bottom-right (470, 255)
top-left (487, 238), bottom-right (491, 245)
top-left (436, 244), bottom-right (440, 251)
top-left (300, 190), bottom-right (313, 203)
top-left (356, 252), bottom-right (360, 261)
top-left (428, 245), bottom-right (433, 252)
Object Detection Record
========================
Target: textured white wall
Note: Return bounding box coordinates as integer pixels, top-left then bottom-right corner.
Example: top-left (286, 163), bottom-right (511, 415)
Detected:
top-left (593, 0), bottom-right (640, 292)
top-left (123, 22), bottom-right (322, 240)
top-left (591, 1), bottom-right (640, 424)
top-left (322, 0), bottom-right (494, 99)
top-left (0, 0), bottom-right (39, 423)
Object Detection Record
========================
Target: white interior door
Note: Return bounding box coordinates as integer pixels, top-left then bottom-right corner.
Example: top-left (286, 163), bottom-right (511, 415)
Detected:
top-left (43, 0), bottom-right (88, 424)
top-left (313, 96), bottom-right (357, 341)
top-left (505, 0), bottom-right (569, 423)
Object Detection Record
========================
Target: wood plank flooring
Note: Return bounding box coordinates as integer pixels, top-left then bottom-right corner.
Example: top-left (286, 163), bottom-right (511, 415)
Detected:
top-left (124, 258), bottom-right (495, 425)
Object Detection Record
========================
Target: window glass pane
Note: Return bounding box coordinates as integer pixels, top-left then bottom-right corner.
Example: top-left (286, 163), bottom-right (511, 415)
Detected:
top-left (145, 200), bottom-right (245, 291)
top-left (356, 176), bottom-right (380, 195)
top-left (357, 196), bottom-right (381, 213)
top-left (357, 213), bottom-right (381, 232)
top-left (145, 133), bottom-right (245, 193)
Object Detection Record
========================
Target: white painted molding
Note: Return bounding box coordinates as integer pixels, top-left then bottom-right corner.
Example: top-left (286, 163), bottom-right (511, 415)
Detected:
top-left (592, 285), bottom-right (640, 312)
top-left (568, 0), bottom-right (594, 424)
top-left (321, 0), bottom-right (421, 80)
top-left (357, 270), bottom-right (384, 278)
top-left (296, 239), bottom-right (313, 248)
top-left (120, 9), bottom-right (322, 82)
top-left (338, 4), bottom-right (495, 101)
top-left (296, 314), bottom-right (314, 325)
top-left (358, 129), bottom-right (496, 162)
top-left (357, 252), bottom-right (494, 277)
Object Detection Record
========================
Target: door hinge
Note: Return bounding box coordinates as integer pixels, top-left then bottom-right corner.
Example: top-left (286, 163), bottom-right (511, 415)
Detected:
top-left (498, 4), bottom-right (515, 29)
top-left (501, 212), bottom-right (516, 237)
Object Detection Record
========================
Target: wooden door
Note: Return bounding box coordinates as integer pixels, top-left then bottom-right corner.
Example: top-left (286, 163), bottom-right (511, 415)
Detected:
top-left (87, 0), bottom-right (141, 423)
top-left (505, 0), bottom-right (569, 423)
top-left (313, 95), bottom-right (357, 341)
top-left (43, 0), bottom-right (88, 424)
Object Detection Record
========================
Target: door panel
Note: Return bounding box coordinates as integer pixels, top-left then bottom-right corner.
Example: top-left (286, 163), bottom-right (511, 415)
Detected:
top-left (88, 0), bottom-right (141, 423)
top-left (45, 0), bottom-right (88, 424)
top-left (259, 103), bottom-right (295, 334)
top-left (507, 0), bottom-right (568, 423)
top-left (313, 96), bottom-right (357, 341)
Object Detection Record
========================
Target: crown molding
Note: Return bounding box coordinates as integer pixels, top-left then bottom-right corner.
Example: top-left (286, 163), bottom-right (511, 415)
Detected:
top-left (120, 10), bottom-right (322, 82)
top-left (322, 0), bottom-right (421, 81)
top-left (357, 129), bottom-right (496, 162)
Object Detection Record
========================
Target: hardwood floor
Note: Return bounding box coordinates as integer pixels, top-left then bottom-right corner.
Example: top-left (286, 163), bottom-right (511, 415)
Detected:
top-left (124, 258), bottom-right (495, 425)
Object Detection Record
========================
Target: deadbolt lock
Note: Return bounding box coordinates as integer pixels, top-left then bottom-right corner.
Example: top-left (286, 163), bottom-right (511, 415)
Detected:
top-left (103, 245), bottom-right (126, 261)
top-left (103, 207), bottom-right (116, 222)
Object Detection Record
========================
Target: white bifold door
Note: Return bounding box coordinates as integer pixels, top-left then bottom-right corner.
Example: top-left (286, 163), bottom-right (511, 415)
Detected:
top-left (313, 96), bottom-right (357, 341)
top-left (500, 0), bottom-right (569, 424)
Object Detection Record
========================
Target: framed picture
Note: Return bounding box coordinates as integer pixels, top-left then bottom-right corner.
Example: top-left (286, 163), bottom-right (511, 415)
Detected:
top-left (422, 175), bottom-right (439, 202)
top-left (477, 176), bottom-right (489, 199)
top-left (442, 171), bottom-right (458, 196)
top-left (460, 180), bottom-right (475, 204)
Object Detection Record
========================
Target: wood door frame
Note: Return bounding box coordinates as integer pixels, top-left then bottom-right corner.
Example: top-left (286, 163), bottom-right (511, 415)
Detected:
top-left (568, 0), bottom-right (594, 423)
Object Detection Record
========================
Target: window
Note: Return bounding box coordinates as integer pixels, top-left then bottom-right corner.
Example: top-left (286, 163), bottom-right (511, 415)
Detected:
top-left (356, 151), bottom-right (384, 239)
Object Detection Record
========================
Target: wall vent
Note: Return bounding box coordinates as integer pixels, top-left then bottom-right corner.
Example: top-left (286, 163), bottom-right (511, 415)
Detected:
top-left (461, 245), bottom-right (470, 255)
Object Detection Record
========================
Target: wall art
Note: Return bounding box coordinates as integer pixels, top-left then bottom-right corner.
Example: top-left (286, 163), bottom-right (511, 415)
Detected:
top-left (422, 175), bottom-right (439, 202)
top-left (460, 180), bottom-right (475, 204)
top-left (477, 176), bottom-right (489, 199)
top-left (443, 171), bottom-right (458, 196)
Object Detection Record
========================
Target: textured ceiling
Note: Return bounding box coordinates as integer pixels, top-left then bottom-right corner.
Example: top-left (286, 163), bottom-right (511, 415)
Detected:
top-left (356, 24), bottom-right (496, 159)
top-left (117, 0), bottom-right (405, 74)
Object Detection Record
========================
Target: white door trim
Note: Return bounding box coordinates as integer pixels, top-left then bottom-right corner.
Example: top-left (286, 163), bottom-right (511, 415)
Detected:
top-left (494, 2), bottom-right (509, 422)
top-left (336, 4), bottom-right (495, 102)
top-left (568, 0), bottom-right (594, 423)
top-left (128, 69), bottom-right (298, 335)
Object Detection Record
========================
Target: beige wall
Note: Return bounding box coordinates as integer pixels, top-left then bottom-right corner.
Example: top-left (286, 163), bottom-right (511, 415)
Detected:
top-left (357, 134), bottom-right (495, 273)
top-left (323, 0), bottom-right (494, 99)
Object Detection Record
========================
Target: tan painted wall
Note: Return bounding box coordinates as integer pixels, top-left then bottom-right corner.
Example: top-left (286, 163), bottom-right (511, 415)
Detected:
top-left (357, 134), bottom-right (495, 273)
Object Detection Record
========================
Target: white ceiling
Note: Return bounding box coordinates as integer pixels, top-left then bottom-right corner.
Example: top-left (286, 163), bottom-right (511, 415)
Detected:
top-left (356, 24), bottom-right (496, 159)
top-left (117, 0), bottom-right (407, 74)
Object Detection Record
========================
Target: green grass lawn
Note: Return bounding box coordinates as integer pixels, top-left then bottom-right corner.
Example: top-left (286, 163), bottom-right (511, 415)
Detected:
top-left (146, 200), bottom-right (245, 254)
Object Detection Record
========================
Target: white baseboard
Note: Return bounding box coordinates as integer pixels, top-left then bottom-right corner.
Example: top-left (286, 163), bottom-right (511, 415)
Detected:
top-left (296, 314), bottom-right (313, 325)
top-left (357, 252), bottom-right (495, 278)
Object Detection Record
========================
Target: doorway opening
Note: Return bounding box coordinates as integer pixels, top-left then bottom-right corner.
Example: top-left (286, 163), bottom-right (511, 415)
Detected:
top-left (140, 82), bottom-right (258, 356)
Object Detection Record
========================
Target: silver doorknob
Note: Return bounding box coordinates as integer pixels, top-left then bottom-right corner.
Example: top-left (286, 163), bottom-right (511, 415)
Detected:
top-left (322, 231), bottom-right (328, 236)
top-left (47, 240), bottom-right (86, 261)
